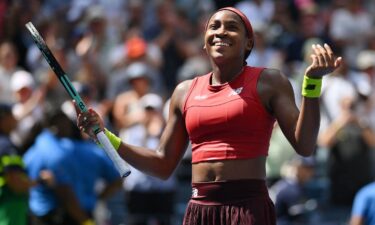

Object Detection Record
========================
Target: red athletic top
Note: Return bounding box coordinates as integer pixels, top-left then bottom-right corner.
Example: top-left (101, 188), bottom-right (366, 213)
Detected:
top-left (183, 66), bottom-right (275, 163)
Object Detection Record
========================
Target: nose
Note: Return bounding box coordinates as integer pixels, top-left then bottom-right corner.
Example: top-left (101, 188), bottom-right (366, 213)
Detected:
top-left (215, 25), bottom-right (227, 36)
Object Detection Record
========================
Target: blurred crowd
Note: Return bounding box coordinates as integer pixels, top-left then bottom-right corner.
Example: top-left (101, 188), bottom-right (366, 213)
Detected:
top-left (1, 0), bottom-right (375, 225)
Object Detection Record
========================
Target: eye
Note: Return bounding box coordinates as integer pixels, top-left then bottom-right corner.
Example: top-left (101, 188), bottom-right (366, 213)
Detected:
top-left (208, 23), bottom-right (219, 30)
top-left (226, 23), bottom-right (239, 31)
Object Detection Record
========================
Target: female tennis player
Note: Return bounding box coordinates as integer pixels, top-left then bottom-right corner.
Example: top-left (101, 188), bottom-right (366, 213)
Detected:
top-left (76, 7), bottom-right (342, 225)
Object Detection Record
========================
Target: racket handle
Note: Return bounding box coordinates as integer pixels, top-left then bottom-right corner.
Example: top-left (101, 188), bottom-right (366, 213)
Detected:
top-left (96, 131), bottom-right (131, 177)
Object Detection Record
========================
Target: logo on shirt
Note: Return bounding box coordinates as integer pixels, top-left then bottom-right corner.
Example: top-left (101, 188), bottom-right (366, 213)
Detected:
top-left (228, 87), bottom-right (243, 96)
top-left (192, 188), bottom-right (198, 197)
top-left (194, 95), bottom-right (208, 100)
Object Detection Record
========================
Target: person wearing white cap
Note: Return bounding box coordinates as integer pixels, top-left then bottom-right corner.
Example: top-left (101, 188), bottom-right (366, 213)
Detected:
top-left (356, 50), bottom-right (375, 97)
top-left (113, 74), bottom-right (176, 224)
top-left (112, 62), bottom-right (154, 133)
top-left (10, 70), bottom-right (45, 153)
top-left (356, 50), bottom-right (375, 147)
top-left (10, 70), bottom-right (35, 93)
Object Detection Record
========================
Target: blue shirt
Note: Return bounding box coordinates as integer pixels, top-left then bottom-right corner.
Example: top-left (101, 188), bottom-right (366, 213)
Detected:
top-left (66, 139), bottom-right (119, 212)
top-left (23, 130), bottom-right (75, 216)
top-left (351, 182), bottom-right (375, 225)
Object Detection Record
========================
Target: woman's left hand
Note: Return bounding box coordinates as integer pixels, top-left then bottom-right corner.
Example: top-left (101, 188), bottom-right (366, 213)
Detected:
top-left (305, 43), bottom-right (342, 78)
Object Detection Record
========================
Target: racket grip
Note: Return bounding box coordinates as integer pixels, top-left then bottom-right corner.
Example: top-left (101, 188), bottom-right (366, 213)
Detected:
top-left (96, 131), bottom-right (131, 177)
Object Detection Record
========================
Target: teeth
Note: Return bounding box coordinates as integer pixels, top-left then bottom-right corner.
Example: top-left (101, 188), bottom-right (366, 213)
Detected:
top-left (215, 42), bottom-right (229, 46)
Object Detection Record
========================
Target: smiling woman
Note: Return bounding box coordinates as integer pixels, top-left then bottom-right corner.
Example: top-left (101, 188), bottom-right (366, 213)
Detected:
top-left (204, 8), bottom-right (253, 77)
top-left (76, 6), bottom-right (343, 225)
top-left (205, 7), bottom-right (253, 60)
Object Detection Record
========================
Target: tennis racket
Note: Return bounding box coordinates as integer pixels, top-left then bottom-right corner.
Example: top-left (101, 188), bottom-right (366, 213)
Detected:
top-left (25, 22), bottom-right (131, 178)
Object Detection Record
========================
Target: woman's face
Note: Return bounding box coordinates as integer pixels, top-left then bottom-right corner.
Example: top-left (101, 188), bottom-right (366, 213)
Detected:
top-left (204, 10), bottom-right (252, 65)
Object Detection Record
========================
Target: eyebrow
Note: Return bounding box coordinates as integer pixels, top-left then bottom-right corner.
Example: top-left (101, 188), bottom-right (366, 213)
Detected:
top-left (209, 18), bottom-right (241, 26)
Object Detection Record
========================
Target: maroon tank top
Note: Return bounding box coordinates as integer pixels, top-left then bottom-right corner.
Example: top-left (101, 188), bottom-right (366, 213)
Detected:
top-left (183, 66), bottom-right (275, 163)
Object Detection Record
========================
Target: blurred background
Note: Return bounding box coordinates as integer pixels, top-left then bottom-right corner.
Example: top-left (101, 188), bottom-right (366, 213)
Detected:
top-left (1, 0), bottom-right (375, 225)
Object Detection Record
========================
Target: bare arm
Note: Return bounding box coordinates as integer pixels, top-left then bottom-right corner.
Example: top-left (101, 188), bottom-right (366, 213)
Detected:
top-left (55, 185), bottom-right (92, 224)
top-left (350, 216), bottom-right (364, 225)
top-left (112, 92), bottom-right (143, 129)
top-left (260, 44), bottom-right (342, 156)
top-left (119, 81), bottom-right (190, 179)
top-left (259, 69), bottom-right (319, 156)
top-left (97, 178), bottom-right (123, 200)
top-left (4, 170), bottom-right (35, 193)
top-left (77, 80), bottom-right (192, 180)
top-left (5, 169), bottom-right (54, 193)
top-left (318, 103), bottom-right (375, 148)
top-left (362, 126), bottom-right (375, 147)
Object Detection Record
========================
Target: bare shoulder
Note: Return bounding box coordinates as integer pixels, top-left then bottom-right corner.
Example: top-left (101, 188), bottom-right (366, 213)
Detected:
top-left (115, 90), bottom-right (135, 99)
top-left (259, 68), bottom-right (290, 87)
top-left (114, 90), bottom-right (136, 104)
top-left (257, 68), bottom-right (294, 112)
top-left (170, 79), bottom-right (194, 111)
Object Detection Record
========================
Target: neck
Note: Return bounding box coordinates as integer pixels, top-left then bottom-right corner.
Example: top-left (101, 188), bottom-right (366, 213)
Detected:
top-left (211, 65), bottom-right (245, 85)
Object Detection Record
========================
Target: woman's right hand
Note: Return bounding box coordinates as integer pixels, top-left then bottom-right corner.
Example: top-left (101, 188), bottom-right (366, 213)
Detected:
top-left (73, 100), bottom-right (105, 141)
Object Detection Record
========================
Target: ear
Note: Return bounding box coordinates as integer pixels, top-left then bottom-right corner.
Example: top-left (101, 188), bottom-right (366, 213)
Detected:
top-left (245, 38), bottom-right (253, 51)
top-left (203, 44), bottom-right (206, 50)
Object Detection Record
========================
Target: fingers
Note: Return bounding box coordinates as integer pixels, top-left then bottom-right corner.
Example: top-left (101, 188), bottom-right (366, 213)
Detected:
top-left (39, 170), bottom-right (55, 187)
top-left (77, 108), bottom-right (104, 136)
top-left (77, 109), bottom-right (93, 131)
top-left (312, 44), bottom-right (325, 67)
top-left (323, 43), bottom-right (335, 64)
top-left (310, 54), bottom-right (318, 68)
top-left (312, 44), bottom-right (334, 67)
top-left (307, 43), bottom-right (342, 77)
top-left (334, 56), bottom-right (342, 69)
top-left (72, 100), bottom-right (81, 117)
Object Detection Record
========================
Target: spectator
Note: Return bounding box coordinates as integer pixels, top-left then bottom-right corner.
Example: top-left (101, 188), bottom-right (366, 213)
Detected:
top-left (269, 156), bottom-right (317, 225)
top-left (318, 95), bottom-right (375, 224)
top-left (285, 4), bottom-right (327, 69)
top-left (107, 27), bottom-right (165, 99)
top-left (122, 93), bottom-right (177, 225)
top-left (152, 1), bottom-right (195, 95)
top-left (61, 96), bottom-right (124, 223)
top-left (67, 125), bottom-right (123, 224)
top-left (112, 62), bottom-right (155, 133)
top-left (329, 0), bottom-right (373, 67)
top-left (109, 26), bottom-right (164, 72)
top-left (0, 103), bottom-right (29, 225)
top-left (350, 182), bottom-right (375, 225)
top-left (0, 103), bottom-right (52, 225)
top-left (319, 56), bottom-right (359, 122)
top-left (75, 5), bottom-right (116, 77)
top-left (23, 110), bottom-right (93, 225)
top-left (33, 45), bottom-right (71, 112)
top-left (235, 0), bottom-right (275, 26)
top-left (0, 41), bottom-right (22, 104)
top-left (245, 21), bottom-right (283, 69)
top-left (355, 50), bottom-right (375, 130)
top-left (10, 70), bottom-right (45, 154)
